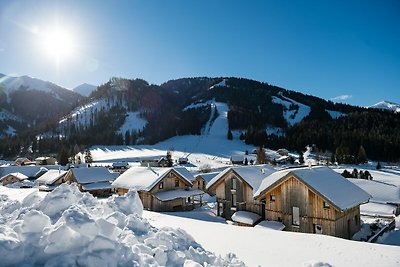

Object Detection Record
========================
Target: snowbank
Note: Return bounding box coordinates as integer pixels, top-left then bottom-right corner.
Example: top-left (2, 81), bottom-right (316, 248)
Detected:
top-left (0, 184), bottom-right (244, 266)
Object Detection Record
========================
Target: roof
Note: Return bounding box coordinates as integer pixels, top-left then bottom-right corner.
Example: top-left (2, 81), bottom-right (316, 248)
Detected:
top-left (195, 172), bottom-right (219, 183)
top-left (174, 167), bottom-right (195, 182)
top-left (206, 165), bottom-right (275, 191)
top-left (112, 162), bottom-right (129, 167)
top-left (0, 172), bottom-right (28, 181)
top-left (112, 167), bottom-right (192, 191)
top-left (254, 166), bottom-right (371, 211)
top-left (70, 167), bottom-right (119, 184)
top-left (348, 178), bottom-right (400, 205)
top-left (153, 189), bottom-right (204, 201)
top-left (231, 211), bottom-right (261, 225)
top-left (359, 202), bottom-right (397, 218)
top-left (81, 181), bottom-right (113, 191)
top-left (0, 165), bottom-right (60, 178)
top-left (36, 170), bottom-right (67, 185)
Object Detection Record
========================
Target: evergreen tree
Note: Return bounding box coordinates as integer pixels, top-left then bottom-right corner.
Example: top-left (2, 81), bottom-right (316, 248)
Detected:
top-left (84, 149), bottom-right (93, 163)
top-left (330, 153), bottom-right (336, 165)
top-left (299, 152), bottom-right (305, 164)
top-left (244, 157), bottom-right (248, 165)
top-left (376, 161), bottom-right (382, 169)
top-left (256, 146), bottom-right (267, 164)
top-left (166, 150), bottom-right (173, 167)
top-left (125, 130), bottom-right (131, 145)
top-left (58, 147), bottom-right (69, 166)
top-left (357, 145), bottom-right (367, 164)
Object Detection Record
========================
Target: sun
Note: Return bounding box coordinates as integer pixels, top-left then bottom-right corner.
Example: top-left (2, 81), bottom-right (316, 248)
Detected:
top-left (41, 27), bottom-right (75, 63)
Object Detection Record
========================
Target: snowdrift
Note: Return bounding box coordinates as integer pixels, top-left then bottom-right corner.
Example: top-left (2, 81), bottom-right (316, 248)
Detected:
top-left (0, 184), bottom-right (244, 267)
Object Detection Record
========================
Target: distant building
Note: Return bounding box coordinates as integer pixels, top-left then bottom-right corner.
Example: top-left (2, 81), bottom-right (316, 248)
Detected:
top-left (35, 156), bottom-right (57, 165)
top-left (111, 161), bottom-right (130, 173)
top-left (0, 172), bottom-right (28, 186)
top-left (36, 169), bottom-right (68, 191)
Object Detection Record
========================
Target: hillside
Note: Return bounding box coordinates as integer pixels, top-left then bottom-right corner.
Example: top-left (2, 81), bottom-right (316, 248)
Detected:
top-left (1, 76), bottom-right (399, 162)
top-left (73, 83), bottom-right (97, 97)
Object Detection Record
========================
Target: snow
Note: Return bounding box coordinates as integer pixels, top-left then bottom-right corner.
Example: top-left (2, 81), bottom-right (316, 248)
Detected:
top-left (348, 178), bottom-right (400, 205)
top-left (153, 189), bottom-right (204, 201)
top-left (369, 101), bottom-right (400, 113)
top-left (182, 100), bottom-right (213, 111)
top-left (112, 167), bottom-right (171, 191)
top-left (0, 184), bottom-right (243, 266)
top-left (255, 220), bottom-right (286, 231)
top-left (70, 167), bottom-right (119, 184)
top-left (0, 172), bottom-right (28, 181)
top-left (209, 79), bottom-right (227, 90)
top-left (118, 111), bottom-right (147, 134)
top-left (272, 95), bottom-right (311, 125)
top-left (195, 172), bottom-right (219, 183)
top-left (0, 165), bottom-right (62, 179)
top-left (73, 83), bottom-right (97, 97)
top-left (0, 74), bottom-right (58, 94)
top-left (359, 202), bottom-right (398, 217)
top-left (326, 110), bottom-right (345, 119)
top-left (143, 208), bottom-right (400, 267)
top-left (207, 165), bottom-right (276, 191)
top-left (35, 170), bottom-right (67, 185)
top-left (0, 186), bottom-right (41, 202)
top-left (266, 126), bottom-right (285, 136)
top-left (255, 166), bottom-right (371, 211)
top-left (231, 211), bottom-right (261, 225)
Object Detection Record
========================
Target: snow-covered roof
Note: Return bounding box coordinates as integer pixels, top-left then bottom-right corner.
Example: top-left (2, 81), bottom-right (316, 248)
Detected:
top-left (255, 220), bottom-right (285, 231)
top-left (0, 172), bottom-right (28, 181)
top-left (112, 161), bottom-right (129, 167)
top-left (195, 172), bottom-right (219, 183)
top-left (36, 170), bottom-right (67, 185)
top-left (0, 165), bottom-right (58, 178)
top-left (81, 181), bottom-right (113, 191)
top-left (254, 166), bottom-right (371, 211)
top-left (70, 167), bottom-right (119, 184)
top-left (231, 211), bottom-right (261, 225)
top-left (348, 178), bottom-right (400, 205)
top-left (153, 189), bottom-right (204, 201)
top-left (174, 167), bottom-right (195, 182)
top-left (359, 202), bottom-right (397, 218)
top-left (112, 167), bottom-right (192, 191)
top-left (206, 165), bottom-right (275, 191)
top-left (230, 155), bottom-right (244, 162)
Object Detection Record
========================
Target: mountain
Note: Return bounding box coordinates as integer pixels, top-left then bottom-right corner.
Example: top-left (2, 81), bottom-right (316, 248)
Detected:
top-left (73, 83), bottom-right (97, 97)
top-left (369, 101), bottom-right (400, 113)
top-left (1, 76), bottom-right (399, 162)
top-left (0, 74), bottom-right (84, 136)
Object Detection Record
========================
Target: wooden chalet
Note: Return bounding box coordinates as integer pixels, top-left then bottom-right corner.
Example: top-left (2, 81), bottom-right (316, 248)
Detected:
top-left (254, 166), bottom-right (371, 239)
top-left (36, 169), bottom-right (68, 191)
top-left (35, 156), bottom-right (57, 165)
top-left (111, 161), bottom-right (130, 173)
top-left (193, 172), bottom-right (219, 192)
top-left (206, 166), bottom-right (275, 221)
top-left (65, 167), bottom-right (119, 197)
top-left (112, 166), bottom-right (204, 212)
top-left (0, 172), bottom-right (28, 186)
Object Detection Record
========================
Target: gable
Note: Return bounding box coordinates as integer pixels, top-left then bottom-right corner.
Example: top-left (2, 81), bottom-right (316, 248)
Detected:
top-left (149, 169), bottom-right (192, 193)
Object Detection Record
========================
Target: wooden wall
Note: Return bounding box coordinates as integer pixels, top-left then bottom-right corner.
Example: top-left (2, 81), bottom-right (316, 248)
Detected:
top-left (261, 175), bottom-right (361, 239)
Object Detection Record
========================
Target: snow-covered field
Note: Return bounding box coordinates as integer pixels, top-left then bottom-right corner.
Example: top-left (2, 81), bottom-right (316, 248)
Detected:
top-left (143, 208), bottom-right (400, 267)
top-left (0, 185), bottom-right (244, 266)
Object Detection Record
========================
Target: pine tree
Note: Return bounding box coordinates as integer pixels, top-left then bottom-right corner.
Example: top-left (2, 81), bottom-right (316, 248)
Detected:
top-left (125, 130), bottom-right (131, 145)
top-left (84, 149), bottom-right (93, 163)
top-left (376, 161), bottom-right (382, 169)
top-left (299, 152), bottom-right (305, 164)
top-left (58, 147), bottom-right (69, 166)
top-left (357, 145), bottom-right (367, 164)
top-left (227, 129), bottom-right (233, 140)
top-left (256, 146), bottom-right (267, 164)
top-left (166, 150), bottom-right (173, 167)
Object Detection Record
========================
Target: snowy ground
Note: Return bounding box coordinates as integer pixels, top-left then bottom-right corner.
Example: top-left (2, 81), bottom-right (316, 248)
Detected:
top-left (143, 208), bottom-right (400, 267)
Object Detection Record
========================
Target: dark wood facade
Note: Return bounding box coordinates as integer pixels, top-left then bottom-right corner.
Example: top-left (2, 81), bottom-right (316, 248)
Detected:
top-left (256, 175), bottom-right (362, 239)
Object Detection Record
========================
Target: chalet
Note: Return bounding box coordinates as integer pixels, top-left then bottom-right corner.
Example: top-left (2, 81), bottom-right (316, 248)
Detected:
top-left (140, 157), bottom-right (170, 167)
top-left (254, 166), bottom-right (371, 239)
top-left (65, 167), bottom-right (119, 197)
top-left (35, 169), bottom-right (68, 191)
top-left (276, 149), bottom-right (289, 156)
top-left (349, 178), bottom-right (400, 218)
top-left (230, 155), bottom-right (245, 165)
top-left (35, 156), bottom-right (57, 165)
top-left (15, 157), bottom-right (33, 166)
top-left (193, 172), bottom-right (219, 192)
top-left (111, 161), bottom-right (130, 173)
top-left (206, 166), bottom-right (275, 221)
top-left (178, 157), bottom-right (189, 164)
top-left (0, 165), bottom-right (54, 180)
top-left (0, 172), bottom-right (29, 186)
top-left (112, 166), bottom-right (204, 212)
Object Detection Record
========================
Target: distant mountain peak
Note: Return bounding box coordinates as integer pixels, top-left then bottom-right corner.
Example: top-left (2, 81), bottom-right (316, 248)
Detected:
top-left (73, 83), bottom-right (97, 97)
top-left (369, 100), bottom-right (400, 113)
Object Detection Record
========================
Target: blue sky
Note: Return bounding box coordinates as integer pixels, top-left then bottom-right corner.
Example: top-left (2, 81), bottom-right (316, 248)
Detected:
top-left (0, 0), bottom-right (399, 106)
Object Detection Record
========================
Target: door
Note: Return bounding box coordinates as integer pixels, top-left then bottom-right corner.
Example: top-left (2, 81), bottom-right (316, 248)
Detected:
top-left (314, 224), bottom-right (323, 234)
top-left (292, 207), bottom-right (300, 226)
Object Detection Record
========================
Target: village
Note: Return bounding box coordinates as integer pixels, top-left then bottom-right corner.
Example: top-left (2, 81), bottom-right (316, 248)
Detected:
top-left (1, 144), bottom-right (399, 246)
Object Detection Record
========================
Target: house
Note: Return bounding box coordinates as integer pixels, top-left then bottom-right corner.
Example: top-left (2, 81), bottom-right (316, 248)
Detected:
top-left (206, 166), bottom-right (275, 222)
top-left (0, 172), bottom-right (29, 186)
top-left (193, 172), bottom-right (219, 192)
top-left (140, 157), bottom-right (170, 167)
top-left (112, 166), bottom-right (204, 212)
top-left (35, 169), bottom-right (68, 191)
top-left (230, 155), bottom-right (245, 165)
top-left (111, 161), bottom-right (130, 173)
top-left (35, 156), bottom-right (57, 165)
top-left (178, 157), bottom-right (189, 164)
top-left (15, 157), bottom-right (33, 166)
top-left (254, 166), bottom-right (371, 239)
top-left (65, 167), bottom-right (119, 197)
top-left (348, 178), bottom-right (400, 218)
top-left (276, 149), bottom-right (289, 156)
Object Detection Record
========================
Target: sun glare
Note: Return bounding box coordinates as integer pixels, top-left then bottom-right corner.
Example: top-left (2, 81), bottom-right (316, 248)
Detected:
top-left (41, 27), bottom-right (75, 63)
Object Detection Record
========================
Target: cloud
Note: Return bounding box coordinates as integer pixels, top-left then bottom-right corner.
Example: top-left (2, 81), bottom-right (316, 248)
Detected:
top-left (330, 94), bottom-right (352, 101)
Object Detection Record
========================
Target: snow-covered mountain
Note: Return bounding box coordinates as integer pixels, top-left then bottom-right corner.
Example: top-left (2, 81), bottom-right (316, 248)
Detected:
top-left (73, 83), bottom-right (97, 97)
top-left (369, 101), bottom-right (400, 113)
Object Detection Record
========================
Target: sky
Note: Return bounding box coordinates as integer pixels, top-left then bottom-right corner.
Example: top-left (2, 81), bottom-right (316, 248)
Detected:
top-left (0, 0), bottom-right (399, 106)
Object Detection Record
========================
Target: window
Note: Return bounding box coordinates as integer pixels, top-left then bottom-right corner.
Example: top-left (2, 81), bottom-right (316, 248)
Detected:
top-left (159, 182), bottom-right (164, 189)
top-left (232, 192), bottom-right (237, 207)
top-left (323, 201), bottom-right (330, 209)
top-left (232, 177), bottom-right (237, 190)
top-left (292, 207), bottom-right (300, 226)
top-left (202, 180), bottom-right (206, 189)
top-left (175, 179), bottom-right (179, 188)
top-left (314, 224), bottom-right (323, 234)
top-left (270, 195), bottom-right (276, 202)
